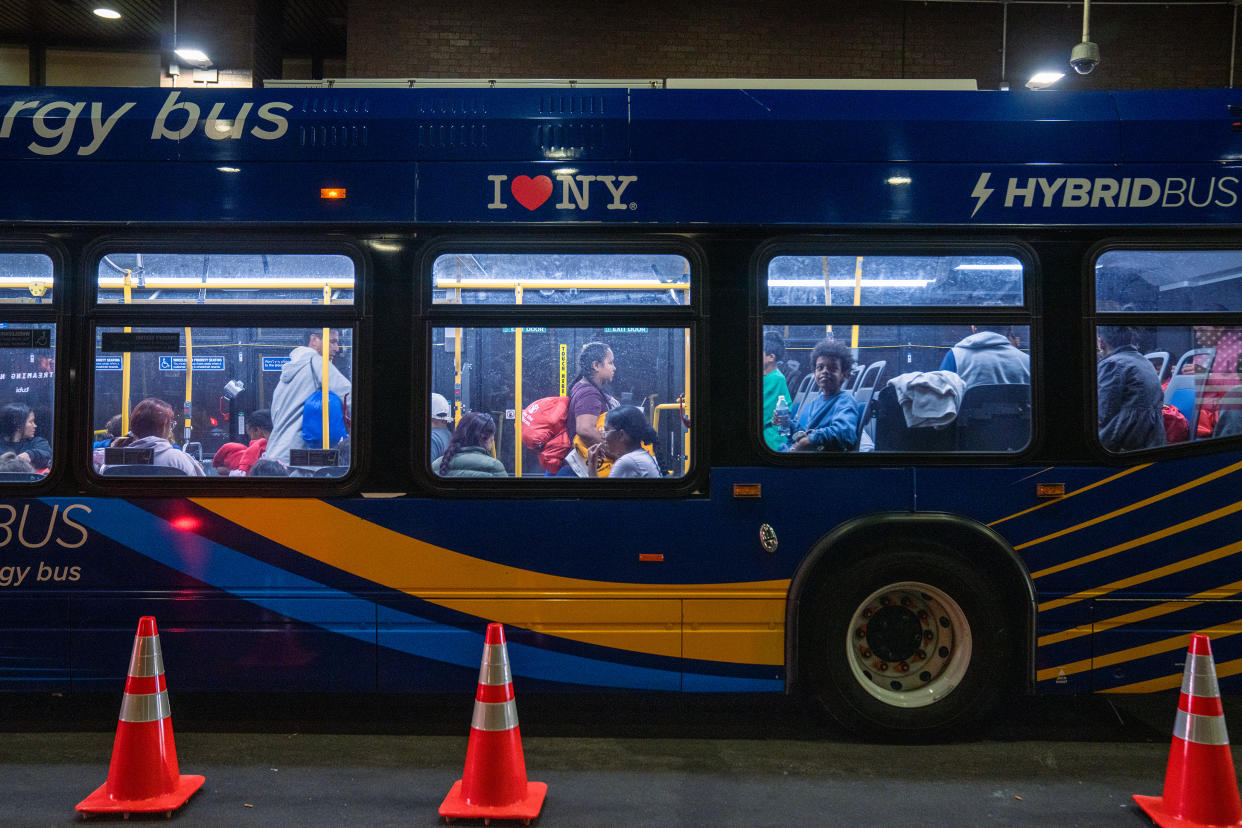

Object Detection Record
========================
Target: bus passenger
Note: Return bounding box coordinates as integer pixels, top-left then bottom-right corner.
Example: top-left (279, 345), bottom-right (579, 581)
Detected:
top-left (92, 414), bottom-right (123, 450)
top-left (267, 329), bottom-right (351, 464)
top-left (784, 339), bottom-right (860, 452)
top-left (939, 325), bottom-right (1030, 388)
top-left (212, 442), bottom-right (246, 475)
top-left (561, 341), bottom-right (618, 476)
top-left (762, 331), bottom-right (791, 450)
top-left (0, 403), bottom-right (50, 471)
top-left (1097, 325), bottom-right (1165, 452)
top-left (236, 408), bottom-right (272, 475)
top-left (0, 451), bottom-right (36, 474)
top-left (430, 393), bottom-right (453, 461)
top-left (104, 398), bottom-right (205, 476)
top-left (431, 411), bottom-right (507, 478)
top-left (589, 405), bottom-right (660, 478)
top-left (249, 458), bottom-right (291, 477)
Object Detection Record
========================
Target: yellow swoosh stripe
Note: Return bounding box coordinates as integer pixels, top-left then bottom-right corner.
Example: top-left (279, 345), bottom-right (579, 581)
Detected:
top-left (191, 498), bottom-right (788, 665)
top-left (987, 464), bottom-right (1149, 528)
top-left (1102, 656), bottom-right (1242, 693)
top-left (1037, 619), bottom-right (1242, 682)
top-left (1038, 578), bottom-right (1242, 647)
top-left (1014, 460), bottom-right (1242, 553)
top-left (1031, 499), bottom-right (1242, 581)
top-left (1038, 539), bottom-right (1242, 613)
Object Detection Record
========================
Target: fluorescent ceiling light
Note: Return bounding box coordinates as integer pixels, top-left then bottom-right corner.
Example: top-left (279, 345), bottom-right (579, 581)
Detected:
top-left (953, 264), bottom-right (1023, 271)
top-left (1025, 72), bottom-right (1065, 90)
top-left (216, 166), bottom-right (241, 173)
top-left (886, 176), bottom-right (912, 186)
top-left (768, 279), bottom-right (932, 288)
top-left (93, 8), bottom-right (122, 19)
top-left (174, 48), bottom-right (212, 68)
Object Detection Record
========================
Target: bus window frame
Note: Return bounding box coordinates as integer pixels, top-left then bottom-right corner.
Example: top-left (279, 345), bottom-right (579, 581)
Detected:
top-left (754, 237), bottom-right (1041, 461)
top-left (81, 237), bottom-right (369, 493)
top-left (1087, 238), bottom-right (1242, 461)
top-left (416, 235), bottom-right (706, 496)
top-left (0, 238), bottom-right (65, 490)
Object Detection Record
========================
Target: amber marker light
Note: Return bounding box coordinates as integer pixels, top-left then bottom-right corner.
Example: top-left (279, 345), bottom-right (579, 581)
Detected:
top-left (1036, 482), bottom-right (1066, 498)
top-left (320, 188), bottom-right (347, 200)
top-left (732, 483), bottom-right (762, 498)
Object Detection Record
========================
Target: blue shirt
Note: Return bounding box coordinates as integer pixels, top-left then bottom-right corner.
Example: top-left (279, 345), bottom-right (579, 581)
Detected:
top-left (784, 391), bottom-right (861, 452)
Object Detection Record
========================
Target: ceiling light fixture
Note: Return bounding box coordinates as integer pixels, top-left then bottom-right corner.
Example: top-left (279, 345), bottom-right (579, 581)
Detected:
top-left (93, 8), bottom-right (122, 19)
top-left (1025, 71), bottom-right (1065, 91)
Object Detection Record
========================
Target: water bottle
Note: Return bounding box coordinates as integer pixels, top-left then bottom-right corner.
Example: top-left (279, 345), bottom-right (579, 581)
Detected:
top-left (773, 395), bottom-right (790, 436)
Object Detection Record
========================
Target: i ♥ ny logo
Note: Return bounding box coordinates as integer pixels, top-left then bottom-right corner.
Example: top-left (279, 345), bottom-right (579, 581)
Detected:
top-left (488, 173), bottom-right (638, 212)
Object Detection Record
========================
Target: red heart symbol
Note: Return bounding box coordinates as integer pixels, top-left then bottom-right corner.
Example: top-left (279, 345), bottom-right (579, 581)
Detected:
top-left (511, 175), bottom-right (553, 211)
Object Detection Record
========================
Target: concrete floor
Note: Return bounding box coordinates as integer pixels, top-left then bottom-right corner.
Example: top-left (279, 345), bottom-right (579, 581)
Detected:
top-left (0, 692), bottom-right (1236, 827)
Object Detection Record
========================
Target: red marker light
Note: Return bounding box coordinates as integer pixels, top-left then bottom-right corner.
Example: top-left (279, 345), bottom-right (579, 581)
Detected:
top-left (170, 516), bottom-right (200, 532)
top-left (320, 188), bottom-right (347, 200)
top-left (209, 417), bottom-right (218, 426)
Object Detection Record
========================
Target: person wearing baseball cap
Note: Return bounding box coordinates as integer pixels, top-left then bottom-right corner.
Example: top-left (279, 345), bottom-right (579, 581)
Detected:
top-left (430, 393), bottom-right (453, 462)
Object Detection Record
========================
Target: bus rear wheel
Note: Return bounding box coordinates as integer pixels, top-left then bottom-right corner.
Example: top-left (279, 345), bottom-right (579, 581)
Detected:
top-left (804, 547), bottom-right (1013, 742)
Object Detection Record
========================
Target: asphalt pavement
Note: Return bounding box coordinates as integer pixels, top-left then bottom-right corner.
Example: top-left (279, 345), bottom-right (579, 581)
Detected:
top-left (0, 692), bottom-right (1236, 827)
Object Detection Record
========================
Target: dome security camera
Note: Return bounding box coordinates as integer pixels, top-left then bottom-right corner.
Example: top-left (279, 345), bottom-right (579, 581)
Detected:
top-left (1070, 41), bottom-right (1100, 75)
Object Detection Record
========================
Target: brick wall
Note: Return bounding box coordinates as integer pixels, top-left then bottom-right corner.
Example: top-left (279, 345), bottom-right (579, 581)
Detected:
top-left (345, 0), bottom-right (1238, 90)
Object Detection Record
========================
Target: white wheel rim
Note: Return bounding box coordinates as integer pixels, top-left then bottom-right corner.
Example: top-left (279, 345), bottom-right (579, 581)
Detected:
top-left (843, 580), bottom-right (972, 709)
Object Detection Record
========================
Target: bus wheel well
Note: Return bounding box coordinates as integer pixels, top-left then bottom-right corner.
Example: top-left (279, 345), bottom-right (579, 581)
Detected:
top-left (787, 513), bottom-right (1034, 739)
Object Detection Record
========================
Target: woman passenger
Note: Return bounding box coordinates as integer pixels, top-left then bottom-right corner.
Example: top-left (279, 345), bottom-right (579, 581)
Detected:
top-left (431, 411), bottom-right (507, 478)
top-left (0, 403), bottom-right (51, 471)
top-left (1097, 325), bottom-right (1164, 452)
top-left (102, 398), bottom-right (205, 476)
top-left (784, 339), bottom-right (861, 452)
top-left (588, 405), bottom-right (660, 478)
top-left (562, 341), bottom-right (618, 476)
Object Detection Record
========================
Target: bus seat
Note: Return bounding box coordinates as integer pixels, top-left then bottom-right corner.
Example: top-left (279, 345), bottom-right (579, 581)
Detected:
top-left (872, 383), bottom-right (955, 452)
top-left (852, 360), bottom-right (887, 443)
top-left (0, 472), bottom-right (41, 482)
top-left (1144, 350), bottom-right (1170, 384)
top-left (789, 372), bottom-right (816, 417)
top-left (955, 383), bottom-right (1031, 452)
top-left (101, 465), bottom-right (188, 476)
top-left (1163, 373), bottom-right (1202, 431)
top-left (313, 466), bottom-right (348, 477)
top-left (1168, 347), bottom-right (1216, 383)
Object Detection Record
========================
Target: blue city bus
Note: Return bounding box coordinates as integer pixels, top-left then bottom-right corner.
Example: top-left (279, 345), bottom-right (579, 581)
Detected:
top-left (0, 83), bottom-right (1240, 740)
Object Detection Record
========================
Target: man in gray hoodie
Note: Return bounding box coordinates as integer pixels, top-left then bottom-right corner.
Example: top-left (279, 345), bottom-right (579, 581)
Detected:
top-left (939, 325), bottom-right (1030, 388)
top-left (267, 329), bottom-right (351, 464)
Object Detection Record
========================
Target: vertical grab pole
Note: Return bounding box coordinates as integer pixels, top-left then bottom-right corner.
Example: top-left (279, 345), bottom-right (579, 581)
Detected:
top-left (321, 284), bottom-right (331, 451)
top-left (851, 256), bottom-right (863, 352)
top-left (183, 326), bottom-right (193, 447)
top-left (121, 269), bottom-right (133, 434)
top-left (822, 255), bottom-right (832, 337)
top-left (513, 284), bottom-right (523, 476)
top-left (683, 327), bottom-right (691, 474)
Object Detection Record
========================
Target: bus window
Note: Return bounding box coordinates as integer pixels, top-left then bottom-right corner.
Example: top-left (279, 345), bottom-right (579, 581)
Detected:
top-left (767, 254), bottom-right (1023, 307)
top-left (91, 326), bottom-right (354, 478)
top-left (432, 252), bottom-right (690, 306)
top-left (430, 326), bottom-right (690, 478)
top-left (0, 323), bottom-right (56, 479)
top-left (0, 253), bottom-right (54, 304)
top-left (96, 253), bottom-right (355, 306)
top-left (1095, 250), bottom-right (1242, 451)
top-left (762, 250), bottom-right (1033, 455)
top-left (764, 324), bottom-right (1031, 454)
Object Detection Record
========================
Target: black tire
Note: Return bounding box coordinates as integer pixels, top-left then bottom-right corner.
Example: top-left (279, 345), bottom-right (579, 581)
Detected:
top-left (802, 544), bottom-right (1015, 742)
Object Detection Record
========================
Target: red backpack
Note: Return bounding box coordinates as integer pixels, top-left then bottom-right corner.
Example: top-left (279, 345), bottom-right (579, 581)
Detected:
top-left (520, 395), bottom-right (571, 473)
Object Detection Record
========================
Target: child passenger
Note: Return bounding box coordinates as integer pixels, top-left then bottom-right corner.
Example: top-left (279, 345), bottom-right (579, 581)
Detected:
top-left (783, 339), bottom-right (860, 452)
top-left (589, 405), bottom-right (660, 478)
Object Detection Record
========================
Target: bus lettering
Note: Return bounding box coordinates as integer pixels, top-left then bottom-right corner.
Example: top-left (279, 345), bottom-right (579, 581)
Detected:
top-left (487, 173), bottom-right (637, 211)
top-left (0, 504), bottom-right (92, 550)
top-left (80, 101), bottom-right (135, 156)
top-left (153, 92), bottom-right (291, 143)
top-left (29, 100), bottom-right (85, 156)
top-left (984, 173), bottom-right (1239, 212)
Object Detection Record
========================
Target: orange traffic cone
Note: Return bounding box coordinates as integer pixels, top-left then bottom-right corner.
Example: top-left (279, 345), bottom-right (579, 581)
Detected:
top-left (439, 623), bottom-right (547, 824)
top-left (1135, 633), bottom-right (1242, 828)
top-left (76, 616), bottom-right (205, 817)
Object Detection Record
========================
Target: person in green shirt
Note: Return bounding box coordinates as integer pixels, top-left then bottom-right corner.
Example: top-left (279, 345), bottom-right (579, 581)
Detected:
top-left (762, 330), bottom-right (792, 450)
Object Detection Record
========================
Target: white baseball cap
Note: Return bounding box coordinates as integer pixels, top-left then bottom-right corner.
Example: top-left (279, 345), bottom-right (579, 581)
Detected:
top-left (430, 393), bottom-right (452, 420)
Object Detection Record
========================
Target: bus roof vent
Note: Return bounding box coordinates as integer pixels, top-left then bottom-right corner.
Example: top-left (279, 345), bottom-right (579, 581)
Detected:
top-left (299, 124), bottom-right (369, 149)
top-left (418, 121), bottom-right (488, 150)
